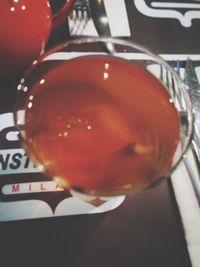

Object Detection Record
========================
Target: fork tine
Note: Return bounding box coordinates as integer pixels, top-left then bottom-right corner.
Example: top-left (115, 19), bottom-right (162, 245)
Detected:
top-left (75, 0), bottom-right (91, 19)
top-left (68, 0), bottom-right (91, 35)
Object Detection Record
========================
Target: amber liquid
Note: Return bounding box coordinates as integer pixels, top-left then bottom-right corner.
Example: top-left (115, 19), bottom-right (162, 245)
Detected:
top-left (24, 56), bottom-right (180, 195)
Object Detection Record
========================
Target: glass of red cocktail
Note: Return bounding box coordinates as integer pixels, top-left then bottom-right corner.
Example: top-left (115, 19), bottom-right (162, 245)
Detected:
top-left (14, 37), bottom-right (193, 198)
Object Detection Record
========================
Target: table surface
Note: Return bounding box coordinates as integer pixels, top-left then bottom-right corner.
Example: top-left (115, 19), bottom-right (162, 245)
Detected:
top-left (0, 0), bottom-right (200, 266)
top-left (0, 180), bottom-right (192, 267)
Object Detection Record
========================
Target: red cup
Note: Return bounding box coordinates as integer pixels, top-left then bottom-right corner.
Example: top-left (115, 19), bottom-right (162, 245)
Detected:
top-left (0, 0), bottom-right (76, 75)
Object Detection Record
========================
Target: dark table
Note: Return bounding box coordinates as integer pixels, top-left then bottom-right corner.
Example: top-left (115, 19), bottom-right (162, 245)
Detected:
top-left (0, 180), bottom-right (191, 267)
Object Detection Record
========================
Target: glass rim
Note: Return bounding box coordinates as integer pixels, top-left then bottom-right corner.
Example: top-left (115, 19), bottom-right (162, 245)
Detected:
top-left (15, 36), bottom-right (194, 191)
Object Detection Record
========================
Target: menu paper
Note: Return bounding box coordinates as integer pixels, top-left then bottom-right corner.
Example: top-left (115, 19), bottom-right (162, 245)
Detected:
top-left (0, 90), bottom-right (125, 222)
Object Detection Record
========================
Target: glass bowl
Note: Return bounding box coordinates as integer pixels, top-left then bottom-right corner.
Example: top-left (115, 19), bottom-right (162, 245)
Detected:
top-left (14, 37), bottom-right (193, 197)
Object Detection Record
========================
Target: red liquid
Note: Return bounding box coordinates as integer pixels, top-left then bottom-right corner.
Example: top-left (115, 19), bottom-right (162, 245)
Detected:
top-left (24, 56), bottom-right (180, 195)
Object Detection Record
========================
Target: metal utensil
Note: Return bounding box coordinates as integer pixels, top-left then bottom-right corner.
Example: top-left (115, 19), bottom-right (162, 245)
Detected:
top-left (160, 62), bottom-right (200, 206)
top-left (184, 58), bottom-right (200, 163)
top-left (88, 0), bottom-right (115, 54)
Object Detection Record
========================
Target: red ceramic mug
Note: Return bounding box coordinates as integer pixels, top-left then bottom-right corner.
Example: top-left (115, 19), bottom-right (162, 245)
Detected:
top-left (0, 0), bottom-right (76, 76)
